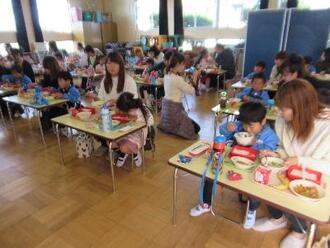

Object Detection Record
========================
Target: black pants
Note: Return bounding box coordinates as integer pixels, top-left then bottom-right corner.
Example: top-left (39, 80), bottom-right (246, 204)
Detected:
top-left (41, 106), bottom-right (67, 130)
top-left (202, 180), bottom-right (213, 205)
top-left (139, 85), bottom-right (165, 99)
top-left (248, 198), bottom-right (307, 233)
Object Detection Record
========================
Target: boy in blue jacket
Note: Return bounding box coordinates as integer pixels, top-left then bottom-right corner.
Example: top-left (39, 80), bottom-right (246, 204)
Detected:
top-left (190, 101), bottom-right (278, 218)
top-left (219, 101), bottom-right (278, 151)
top-left (219, 102), bottom-right (279, 229)
top-left (244, 61), bottom-right (266, 80)
top-left (41, 71), bottom-right (80, 131)
top-left (1, 64), bottom-right (32, 88)
top-left (237, 73), bottom-right (270, 106)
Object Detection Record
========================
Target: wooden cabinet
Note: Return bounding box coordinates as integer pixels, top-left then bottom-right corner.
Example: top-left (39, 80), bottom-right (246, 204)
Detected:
top-left (101, 22), bottom-right (118, 47)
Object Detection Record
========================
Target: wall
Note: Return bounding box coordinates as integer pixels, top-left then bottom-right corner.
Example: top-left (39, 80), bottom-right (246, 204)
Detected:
top-left (103, 0), bottom-right (139, 42)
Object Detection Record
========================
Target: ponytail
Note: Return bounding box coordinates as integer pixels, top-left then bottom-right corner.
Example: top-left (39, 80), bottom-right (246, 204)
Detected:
top-left (165, 52), bottom-right (185, 74)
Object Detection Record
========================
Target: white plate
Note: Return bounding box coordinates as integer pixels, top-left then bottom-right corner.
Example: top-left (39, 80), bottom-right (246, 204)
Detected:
top-left (289, 179), bottom-right (325, 202)
top-left (231, 156), bottom-right (255, 170)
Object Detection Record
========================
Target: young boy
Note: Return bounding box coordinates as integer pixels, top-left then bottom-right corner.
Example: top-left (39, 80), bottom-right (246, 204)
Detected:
top-left (41, 71), bottom-right (80, 130)
top-left (191, 102), bottom-right (278, 217)
top-left (237, 73), bottom-right (270, 106)
top-left (303, 55), bottom-right (316, 75)
top-left (244, 61), bottom-right (266, 80)
top-left (1, 64), bottom-right (32, 88)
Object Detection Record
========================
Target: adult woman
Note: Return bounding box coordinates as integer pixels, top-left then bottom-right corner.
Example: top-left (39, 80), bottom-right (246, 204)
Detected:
top-left (157, 52), bottom-right (201, 139)
top-left (41, 56), bottom-right (62, 88)
top-left (10, 48), bottom-right (35, 82)
top-left (270, 51), bottom-right (287, 81)
top-left (316, 47), bottom-right (330, 74)
top-left (253, 79), bottom-right (330, 248)
top-left (86, 51), bottom-right (138, 156)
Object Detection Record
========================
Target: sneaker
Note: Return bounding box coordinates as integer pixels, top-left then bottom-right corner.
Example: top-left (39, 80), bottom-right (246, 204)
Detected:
top-left (133, 152), bottom-right (142, 167)
top-left (252, 217), bottom-right (287, 232)
top-left (190, 204), bottom-right (211, 217)
top-left (116, 154), bottom-right (128, 167)
top-left (280, 232), bottom-right (306, 248)
top-left (94, 145), bottom-right (108, 157)
top-left (243, 210), bottom-right (256, 229)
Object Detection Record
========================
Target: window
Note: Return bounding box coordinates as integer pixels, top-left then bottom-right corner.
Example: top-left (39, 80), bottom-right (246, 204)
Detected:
top-left (218, 0), bottom-right (259, 28)
top-left (136, 0), bottom-right (159, 31)
top-left (298, 0), bottom-right (330, 10)
top-left (44, 40), bottom-right (75, 54)
top-left (0, 0), bottom-right (16, 31)
top-left (0, 43), bottom-right (19, 56)
top-left (36, 0), bottom-right (72, 33)
top-left (182, 0), bottom-right (217, 28)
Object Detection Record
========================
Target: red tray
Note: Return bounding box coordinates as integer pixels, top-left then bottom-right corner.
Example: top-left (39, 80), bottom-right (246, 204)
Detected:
top-left (228, 145), bottom-right (258, 161)
top-left (287, 165), bottom-right (322, 185)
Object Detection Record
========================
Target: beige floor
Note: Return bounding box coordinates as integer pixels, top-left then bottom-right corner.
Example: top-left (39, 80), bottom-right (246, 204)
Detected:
top-left (0, 91), bottom-right (329, 248)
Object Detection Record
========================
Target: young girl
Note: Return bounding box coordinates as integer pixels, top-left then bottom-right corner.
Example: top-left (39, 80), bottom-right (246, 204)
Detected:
top-left (115, 92), bottom-right (154, 167)
top-left (139, 58), bottom-right (155, 107)
top-left (157, 52), bottom-right (201, 139)
top-left (252, 79), bottom-right (330, 248)
top-left (269, 51), bottom-right (287, 81)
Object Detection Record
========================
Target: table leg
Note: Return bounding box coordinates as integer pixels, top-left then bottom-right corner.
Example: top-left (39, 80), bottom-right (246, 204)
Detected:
top-left (0, 105), bottom-right (6, 128)
top-left (141, 129), bottom-right (145, 174)
top-left (37, 110), bottom-right (46, 146)
top-left (214, 113), bottom-right (217, 139)
top-left (305, 223), bottom-right (317, 248)
top-left (55, 124), bottom-right (65, 165)
top-left (172, 168), bottom-right (178, 225)
top-left (109, 142), bottom-right (116, 193)
top-left (155, 86), bottom-right (158, 115)
top-left (6, 102), bottom-right (16, 138)
top-left (217, 75), bottom-right (220, 91)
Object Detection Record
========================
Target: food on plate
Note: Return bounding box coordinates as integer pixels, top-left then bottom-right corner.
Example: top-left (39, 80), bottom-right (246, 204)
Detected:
top-left (293, 185), bottom-right (319, 199)
top-left (231, 156), bottom-right (255, 170)
top-left (273, 171), bottom-right (290, 190)
top-left (77, 111), bottom-right (92, 121)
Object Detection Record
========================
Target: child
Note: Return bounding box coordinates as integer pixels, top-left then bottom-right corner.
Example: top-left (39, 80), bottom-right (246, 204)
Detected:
top-left (139, 58), bottom-right (155, 107)
top-left (303, 56), bottom-right (316, 75)
top-left (114, 92), bottom-right (154, 167)
top-left (190, 102), bottom-right (278, 217)
top-left (41, 71), bottom-right (80, 130)
top-left (270, 51), bottom-right (286, 81)
top-left (244, 61), bottom-right (266, 80)
top-left (237, 73), bottom-right (270, 106)
top-left (95, 55), bottom-right (106, 74)
top-left (1, 64), bottom-right (32, 89)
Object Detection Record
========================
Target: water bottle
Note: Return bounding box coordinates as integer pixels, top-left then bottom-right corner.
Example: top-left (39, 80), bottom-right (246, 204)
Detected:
top-left (101, 107), bottom-right (110, 132)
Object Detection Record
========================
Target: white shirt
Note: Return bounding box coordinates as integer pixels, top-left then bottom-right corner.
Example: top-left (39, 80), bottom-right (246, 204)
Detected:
top-left (275, 111), bottom-right (330, 175)
top-left (98, 74), bottom-right (138, 101)
top-left (154, 52), bottom-right (164, 64)
top-left (164, 73), bottom-right (195, 103)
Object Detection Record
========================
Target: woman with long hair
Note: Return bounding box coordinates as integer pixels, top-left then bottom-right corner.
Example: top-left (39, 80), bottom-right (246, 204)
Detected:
top-left (41, 56), bottom-right (62, 88)
top-left (158, 52), bottom-right (201, 139)
top-left (252, 79), bottom-right (330, 248)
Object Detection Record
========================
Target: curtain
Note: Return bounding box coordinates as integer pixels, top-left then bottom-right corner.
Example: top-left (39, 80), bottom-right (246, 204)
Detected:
top-left (287, 0), bottom-right (298, 8)
top-left (11, 0), bottom-right (30, 52)
top-left (174, 0), bottom-right (184, 35)
top-left (159, 0), bottom-right (168, 35)
top-left (260, 0), bottom-right (269, 9)
top-left (29, 0), bottom-right (44, 42)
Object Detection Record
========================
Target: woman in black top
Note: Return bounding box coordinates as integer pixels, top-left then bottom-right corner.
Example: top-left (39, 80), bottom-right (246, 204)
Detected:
top-left (11, 48), bottom-right (35, 82)
top-left (41, 56), bottom-right (61, 88)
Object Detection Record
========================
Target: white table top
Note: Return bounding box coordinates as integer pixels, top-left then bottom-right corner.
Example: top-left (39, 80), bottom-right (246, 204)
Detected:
top-left (168, 141), bottom-right (330, 224)
top-left (51, 114), bottom-right (146, 141)
top-left (2, 95), bottom-right (67, 109)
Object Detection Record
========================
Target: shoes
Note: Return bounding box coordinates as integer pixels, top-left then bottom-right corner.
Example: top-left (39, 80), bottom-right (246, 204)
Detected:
top-left (252, 217), bottom-right (288, 232)
top-left (190, 204), bottom-right (211, 217)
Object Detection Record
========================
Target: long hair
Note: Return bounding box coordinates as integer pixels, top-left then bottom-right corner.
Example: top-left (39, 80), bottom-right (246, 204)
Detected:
top-left (104, 51), bottom-right (126, 94)
top-left (48, 41), bottom-right (59, 53)
top-left (165, 52), bottom-right (185, 74)
top-left (193, 48), bottom-right (208, 67)
top-left (275, 79), bottom-right (326, 141)
top-left (42, 56), bottom-right (61, 78)
top-left (116, 92), bottom-right (149, 122)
